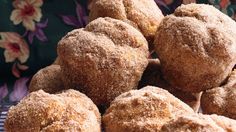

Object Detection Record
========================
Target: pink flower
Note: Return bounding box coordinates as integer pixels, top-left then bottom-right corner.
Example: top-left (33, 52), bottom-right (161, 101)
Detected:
top-left (12, 62), bottom-right (29, 78)
top-left (0, 32), bottom-right (29, 63)
top-left (9, 77), bottom-right (29, 102)
top-left (220, 0), bottom-right (230, 9)
top-left (220, 1), bottom-right (230, 17)
top-left (10, 0), bottom-right (43, 31)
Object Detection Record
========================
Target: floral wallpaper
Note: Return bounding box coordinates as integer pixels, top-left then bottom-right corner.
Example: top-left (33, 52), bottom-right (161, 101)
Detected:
top-left (0, 0), bottom-right (235, 104)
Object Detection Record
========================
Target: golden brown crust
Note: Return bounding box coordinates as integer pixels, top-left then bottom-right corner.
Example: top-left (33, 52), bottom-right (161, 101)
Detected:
top-left (138, 59), bottom-right (201, 112)
top-left (102, 86), bottom-right (194, 132)
top-left (58, 17), bottom-right (148, 106)
top-left (89, 0), bottom-right (164, 46)
top-left (201, 70), bottom-right (236, 119)
top-left (154, 4), bottom-right (236, 92)
top-left (29, 65), bottom-right (64, 94)
top-left (161, 114), bottom-right (236, 132)
top-left (4, 89), bottom-right (101, 132)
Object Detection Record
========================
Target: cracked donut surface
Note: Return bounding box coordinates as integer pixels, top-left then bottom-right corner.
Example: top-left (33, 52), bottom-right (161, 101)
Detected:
top-left (4, 89), bottom-right (101, 132)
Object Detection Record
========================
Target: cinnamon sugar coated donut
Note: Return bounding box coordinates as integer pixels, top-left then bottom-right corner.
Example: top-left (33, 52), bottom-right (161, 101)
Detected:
top-left (103, 86), bottom-right (194, 132)
top-left (29, 65), bottom-right (64, 94)
top-left (89, 0), bottom-right (164, 47)
top-left (103, 86), bottom-right (236, 132)
top-left (58, 17), bottom-right (149, 106)
top-left (4, 89), bottom-right (101, 132)
top-left (154, 4), bottom-right (236, 92)
top-left (201, 69), bottom-right (236, 119)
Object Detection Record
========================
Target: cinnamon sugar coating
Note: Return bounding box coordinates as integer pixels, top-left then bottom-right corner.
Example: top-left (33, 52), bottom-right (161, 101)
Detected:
top-left (89, 0), bottom-right (164, 47)
top-left (29, 65), bottom-right (64, 94)
top-left (103, 86), bottom-right (236, 132)
top-left (154, 4), bottom-right (236, 92)
top-left (201, 69), bottom-right (236, 119)
top-left (4, 89), bottom-right (101, 132)
top-left (57, 17), bottom-right (149, 106)
top-left (103, 86), bottom-right (194, 132)
top-left (161, 114), bottom-right (236, 132)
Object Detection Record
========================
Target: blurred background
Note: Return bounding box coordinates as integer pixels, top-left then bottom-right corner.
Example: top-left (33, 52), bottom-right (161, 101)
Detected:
top-left (0, 0), bottom-right (236, 106)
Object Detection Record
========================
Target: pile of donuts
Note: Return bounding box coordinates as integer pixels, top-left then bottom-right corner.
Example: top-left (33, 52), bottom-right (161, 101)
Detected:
top-left (4, 1), bottom-right (236, 132)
